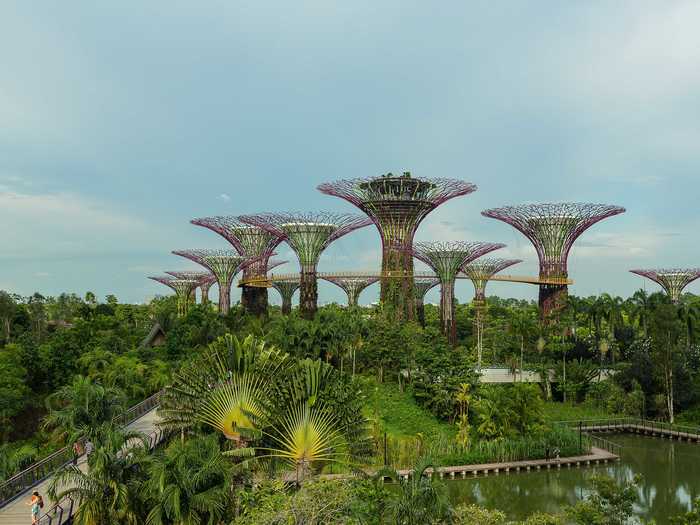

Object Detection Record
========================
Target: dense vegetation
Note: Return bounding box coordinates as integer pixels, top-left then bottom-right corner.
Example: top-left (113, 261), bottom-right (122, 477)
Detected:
top-left (2, 286), bottom-right (700, 523)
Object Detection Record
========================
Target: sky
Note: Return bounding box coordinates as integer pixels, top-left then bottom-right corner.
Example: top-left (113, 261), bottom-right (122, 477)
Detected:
top-left (2, 1), bottom-right (700, 306)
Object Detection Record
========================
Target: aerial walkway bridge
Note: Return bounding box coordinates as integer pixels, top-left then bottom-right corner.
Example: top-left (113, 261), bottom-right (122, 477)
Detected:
top-left (240, 270), bottom-right (573, 287)
top-left (0, 392), bottom-right (164, 525)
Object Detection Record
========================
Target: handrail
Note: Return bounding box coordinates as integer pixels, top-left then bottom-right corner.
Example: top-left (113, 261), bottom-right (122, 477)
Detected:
top-left (555, 417), bottom-right (700, 437)
top-left (0, 390), bottom-right (162, 509)
top-left (37, 426), bottom-right (165, 524)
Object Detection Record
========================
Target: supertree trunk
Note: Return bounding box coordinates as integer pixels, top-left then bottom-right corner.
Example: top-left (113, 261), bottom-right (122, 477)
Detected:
top-left (218, 275), bottom-right (233, 315)
top-left (539, 263), bottom-right (568, 320)
top-left (242, 285), bottom-right (269, 316)
top-left (415, 299), bottom-right (426, 327)
top-left (282, 297), bottom-right (292, 315)
top-left (381, 246), bottom-right (415, 320)
top-left (200, 281), bottom-right (212, 305)
top-left (299, 265), bottom-right (318, 319)
top-left (440, 278), bottom-right (457, 345)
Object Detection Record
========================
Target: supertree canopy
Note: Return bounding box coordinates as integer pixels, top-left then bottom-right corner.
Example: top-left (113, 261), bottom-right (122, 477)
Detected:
top-left (408, 241), bottom-right (505, 345)
top-left (630, 268), bottom-right (700, 303)
top-left (270, 277), bottom-right (300, 315)
top-left (413, 276), bottom-right (440, 327)
top-left (240, 212), bottom-right (371, 319)
top-left (318, 172), bottom-right (477, 320)
top-left (461, 258), bottom-right (523, 304)
top-left (172, 249), bottom-right (255, 315)
top-left (165, 270), bottom-right (215, 305)
top-left (482, 203), bottom-right (625, 318)
top-left (321, 276), bottom-right (379, 307)
top-left (190, 216), bottom-right (284, 316)
top-left (149, 276), bottom-right (199, 317)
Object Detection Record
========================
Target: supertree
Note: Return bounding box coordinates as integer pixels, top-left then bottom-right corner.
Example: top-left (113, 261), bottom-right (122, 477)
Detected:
top-left (318, 172), bottom-right (477, 320)
top-left (190, 217), bottom-right (284, 316)
top-left (270, 277), bottom-right (300, 315)
top-left (413, 276), bottom-right (440, 327)
top-left (321, 276), bottom-right (379, 307)
top-left (149, 276), bottom-right (199, 317)
top-left (630, 268), bottom-right (700, 303)
top-left (482, 203), bottom-right (625, 319)
top-left (407, 241), bottom-right (505, 345)
top-left (165, 270), bottom-right (214, 304)
top-left (461, 258), bottom-right (522, 370)
top-left (239, 212), bottom-right (372, 319)
top-left (172, 249), bottom-right (257, 315)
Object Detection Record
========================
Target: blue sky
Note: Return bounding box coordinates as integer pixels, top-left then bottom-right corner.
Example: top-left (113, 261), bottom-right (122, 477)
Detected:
top-left (2, 1), bottom-right (700, 306)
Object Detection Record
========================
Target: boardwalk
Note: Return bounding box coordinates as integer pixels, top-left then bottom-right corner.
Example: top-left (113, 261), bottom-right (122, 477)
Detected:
top-left (562, 419), bottom-right (700, 443)
top-left (0, 408), bottom-right (162, 525)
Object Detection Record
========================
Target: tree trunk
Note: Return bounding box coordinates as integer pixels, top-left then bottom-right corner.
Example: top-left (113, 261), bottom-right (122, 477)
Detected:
top-left (562, 351), bottom-right (567, 403)
top-left (299, 268), bottom-right (318, 320)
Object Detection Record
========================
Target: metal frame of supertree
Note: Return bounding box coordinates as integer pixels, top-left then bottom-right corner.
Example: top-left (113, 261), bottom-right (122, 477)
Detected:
top-left (149, 276), bottom-right (199, 317)
top-left (461, 258), bottom-right (522, 370)
top-left (172, 249), bottom-right (258, 315)
top-left (482, 203), bottom-right (625, 319)
top-left (165, 270), bottom-right (215, 305)
top-left (239, 212), bottom-right (372, 319)
top-left (318, 173), bottom-right (477, 320)
top-left (321, 276), bottom-right (379, 307)
top-left (408, 241), bottom-right (505, 345)
top-left (190, 216), bottom-right (285, 315)
top-left (265, 258), bottom-right (288, 273)
top-left (630, 268), bottom-right (700, 303)
top-left (413, 276), bottom-right (440, 327)
top-left (270, 277), bottom-right (301, 315)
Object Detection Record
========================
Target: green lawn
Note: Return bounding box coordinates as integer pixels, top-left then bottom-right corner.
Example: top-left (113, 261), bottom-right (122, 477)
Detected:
top-left (360, 378), bottom-right (454, 439)
top-left (542, 401), bottom-right (622, 423)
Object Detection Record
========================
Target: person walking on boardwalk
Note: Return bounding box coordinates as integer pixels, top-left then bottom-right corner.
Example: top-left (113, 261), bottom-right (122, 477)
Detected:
top-left (27, 491), bottom-right (43, 524)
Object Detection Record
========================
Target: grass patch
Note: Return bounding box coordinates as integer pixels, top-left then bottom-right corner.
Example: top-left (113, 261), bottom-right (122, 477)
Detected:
top-left (542, 401), bottom-right (621, 423)
top-left (359, 377), bottom-right (454, 439)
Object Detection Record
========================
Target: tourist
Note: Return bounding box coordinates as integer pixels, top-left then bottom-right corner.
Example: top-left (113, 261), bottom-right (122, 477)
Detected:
top-left (72, 441), bottom-right (82, 465)
top-left (27, 491), bottom-right (43, 524)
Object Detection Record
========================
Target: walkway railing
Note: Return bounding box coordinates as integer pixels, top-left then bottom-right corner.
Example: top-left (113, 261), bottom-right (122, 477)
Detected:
top-left (37, 425), bottom-right (166, 525)
top-left (0, 390), bottom-right (162, 509)
top-left (556, 417), bottom-right (700, 438)
top-left (588, 434), bottom-right (623, 457)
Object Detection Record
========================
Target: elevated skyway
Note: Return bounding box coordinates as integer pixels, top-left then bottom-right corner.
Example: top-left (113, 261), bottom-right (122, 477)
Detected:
top-left (0, 394), bottom-right (163, 525)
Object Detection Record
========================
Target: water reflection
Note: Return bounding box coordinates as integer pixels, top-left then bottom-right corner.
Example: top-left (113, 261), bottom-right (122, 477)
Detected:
top-left (446, 434), bottom-right (700, 524)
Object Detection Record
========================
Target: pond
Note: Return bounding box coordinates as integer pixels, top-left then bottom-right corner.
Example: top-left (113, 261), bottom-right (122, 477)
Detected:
top-left (445, 434), bottom-right (700, 524)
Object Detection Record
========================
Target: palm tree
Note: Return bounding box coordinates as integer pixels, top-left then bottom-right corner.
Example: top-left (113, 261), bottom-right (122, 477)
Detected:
top-left (0, 291), bottom-right (16, 342)
top-left (43, 375), bottom-right (126, 444)
top-left (383, 457), bottom-right (453, 525)
top-left (48, 427), bottom-right (149, 525)
top-left (628, 289), bottom-right (651, 338)
top-left (144, 435), bottom-right (231, 525)
top-left (677, 300), bottom-right (700, 351)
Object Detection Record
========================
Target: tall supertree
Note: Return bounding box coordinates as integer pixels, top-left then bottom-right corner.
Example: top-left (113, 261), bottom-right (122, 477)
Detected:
top-left (270, 277), bottom-right (300, 315)
top-left (190, 217), bottom-right (284, 316)
top-left (239, 212), bottom-right (371, 319)
top-left (321, 276), bottom-right (379, 307)
top-left (407, 241), bottom-right (505, 345)
top-left (413, 276), bottom-right (440, 327)
top-left (172, 249), bottom-right (257, 315)
top-left (630, 268), bottom-right (700, 303)
top-left (461, 258), bottom-right (522, 370)
top-left (482, 203), bottom-right (625, 319)
top-left (165, 270), bottom-right (215, 305)
top-left (149, 276), bottom-right (199, 317)
top-left (318, 173), bottom-right (477, 320)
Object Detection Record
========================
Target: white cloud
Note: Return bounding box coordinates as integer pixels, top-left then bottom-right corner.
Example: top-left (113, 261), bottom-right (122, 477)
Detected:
top-left (0, 185), bottom-right (159, 259)
top-left (218, 193), bottom-right (231, 202)
top-left (34, 272), bottom-right (50, 277)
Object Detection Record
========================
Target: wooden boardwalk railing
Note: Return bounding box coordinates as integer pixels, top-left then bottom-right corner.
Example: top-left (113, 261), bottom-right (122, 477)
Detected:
top-left (556, 418), bottom-right (700, 443)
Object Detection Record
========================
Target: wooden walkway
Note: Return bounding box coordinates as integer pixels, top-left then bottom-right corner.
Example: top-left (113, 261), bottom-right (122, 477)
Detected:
top-left (577, 421), bottom-right (700, 442)
top-left (0, 408), bottom-right (162, 525)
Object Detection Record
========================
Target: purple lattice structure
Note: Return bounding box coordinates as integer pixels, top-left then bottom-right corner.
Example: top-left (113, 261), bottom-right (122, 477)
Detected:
top-left (318, 173), bottom-right (477, 320)
top-left (172, 249), bottom-right (261, 314)
top-left (270, 277), bottom-right (300, 315)
top-left (408, 241), bottom-right (505, 345)
top-left (190, 216), bottom-right (285, 315)
top-left (265, 259), bottom-right (288, 273)
top-left (239, 212), bottom-right (371, 319)
top-left (149, 276), bottom-right (199, 317)
top-left (321, 276), bottom-right (379, 307)
top-left (413, 276), bottom-right (440, 327)
top-left (630, 268), bottom-right (700, 303)
top-left (164, 270), bottom-right (216, 305)
top-left (482, 203), bottom-right (625, 318)
top-left (461, 258), bottom-right (523, 303)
